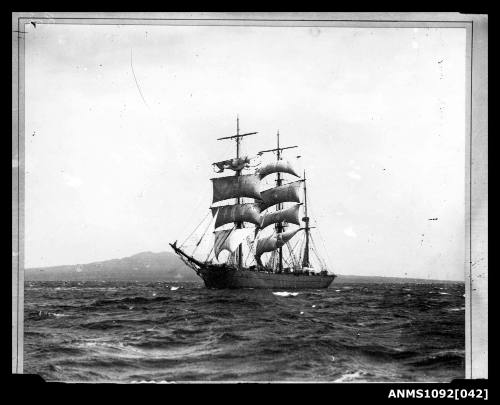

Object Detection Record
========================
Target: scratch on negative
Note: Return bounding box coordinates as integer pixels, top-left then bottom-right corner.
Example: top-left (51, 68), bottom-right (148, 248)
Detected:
top-left (130, 49), bottom-right (150, 109)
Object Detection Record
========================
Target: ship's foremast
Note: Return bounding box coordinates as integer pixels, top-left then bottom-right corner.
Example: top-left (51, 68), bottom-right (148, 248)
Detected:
top-left (217, 116), bottom-right (257, 269)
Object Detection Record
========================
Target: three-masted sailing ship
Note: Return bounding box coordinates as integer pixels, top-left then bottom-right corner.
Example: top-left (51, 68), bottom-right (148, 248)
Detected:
top-left (170, 118), bottom-right (336, 289)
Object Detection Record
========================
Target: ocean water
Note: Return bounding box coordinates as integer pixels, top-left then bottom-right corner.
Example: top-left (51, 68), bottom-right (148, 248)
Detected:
top-left (24, 280), bottom-right (465, 383)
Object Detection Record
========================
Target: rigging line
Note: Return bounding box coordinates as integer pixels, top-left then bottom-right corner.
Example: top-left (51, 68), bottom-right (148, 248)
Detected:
top-left (130, 48), bottom-right (150, 110)
top-left (267, 251), bottom-right (275, 269)
top-left (298, 244), bottom-right (304, 266)
top-left (180, 210), bottom-right (211, 247)
top-left (285, 242), bottom-right (298, 268)
top-left (310, 234), bottom-right (327, 269)
top-left (296, 235), bottom-right (304, 265)
top-left (182, 182), bottom-right (211, 239)
top-left (243, 250), bottom-right (252, 267)
top-left (307, 198), bottom-right (334, 270)
top-left (192, 213), bottom-right (215, 256)
top-left (205, 242), bottom-right (215, 262)
top-left (244, 242), bottom-right (252, 264)
top-left (248, 257), bottom-right (256, 266)
top-left (290, 236), bottom-right (300, 251)
top-left (285, 251), bottom-right (295, 268)
top-left (309, 235), bottom-right (318, 266)
top-left (316, 223), bottom-right (334, 270)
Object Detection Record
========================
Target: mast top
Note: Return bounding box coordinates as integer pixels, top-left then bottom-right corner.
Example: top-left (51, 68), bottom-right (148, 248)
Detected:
top-left (217, 116), bottom-right (258, 141)
top-left (258, 145), bottom-right (298, 154)
top-left (217, 132), bottom-right (258, 141)
top-left (258, 129), bottom-right (298, 155)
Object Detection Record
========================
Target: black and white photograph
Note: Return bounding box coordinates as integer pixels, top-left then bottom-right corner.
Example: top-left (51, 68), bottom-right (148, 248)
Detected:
top-left (12, 12), bottom-right (488, 385)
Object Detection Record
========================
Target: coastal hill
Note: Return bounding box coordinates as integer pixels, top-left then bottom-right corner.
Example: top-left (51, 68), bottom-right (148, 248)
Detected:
top-left (25, 251), bottom-right (200, 282)
top-left (25, 251), bottom-right (462, 284)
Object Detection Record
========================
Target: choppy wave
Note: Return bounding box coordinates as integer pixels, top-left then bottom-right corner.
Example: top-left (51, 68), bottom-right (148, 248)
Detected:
top-left (273, 291), bottom-right (300, 297)
top-left (24, 280), bottom-right (465, 382)
top-left (92, 295), bottom-right (171, 307)
top-left (334, 370), bottom-right (367, 382)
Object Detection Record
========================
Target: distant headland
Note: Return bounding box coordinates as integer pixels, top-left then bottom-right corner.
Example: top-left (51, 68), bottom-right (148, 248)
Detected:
top-left (25, 251), bottom-right (463, 284)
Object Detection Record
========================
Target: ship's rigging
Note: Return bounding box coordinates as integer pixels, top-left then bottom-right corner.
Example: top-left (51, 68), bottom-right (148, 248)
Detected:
top-left (175, 117), bottom-right (332, 276)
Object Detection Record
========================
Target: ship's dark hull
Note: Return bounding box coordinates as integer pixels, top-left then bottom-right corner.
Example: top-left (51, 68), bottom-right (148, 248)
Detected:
top-left (169, 242), bottom-right (335, 289)
top-left (198, 265), bottom-right (336, 289)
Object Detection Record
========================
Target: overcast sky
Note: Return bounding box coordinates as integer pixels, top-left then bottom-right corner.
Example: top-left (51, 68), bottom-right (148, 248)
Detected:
top-left (24, 23), bottom-right (466, 280)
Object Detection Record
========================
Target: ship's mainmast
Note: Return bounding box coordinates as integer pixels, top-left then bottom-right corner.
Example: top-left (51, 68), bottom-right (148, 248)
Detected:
top-left (276, 132), bottom-right (283, 271)
top-left (217, 116), bottom-right (257, 268)
top-left (259, 131), bottom-right (297, 273)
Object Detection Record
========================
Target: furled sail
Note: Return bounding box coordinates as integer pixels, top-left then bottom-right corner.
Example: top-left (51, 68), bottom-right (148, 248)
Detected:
top-left (257, 160), bottom-right (300, 179)
top-left (214, 228), bottom-right (254, 260)
top-left (213, 156), bottom-right (251, 173)
top-left (258, 180), bottom-right (302, 211)
top-left (211, 203), bottom-right (262, 229)
top-left (259, 204), bottom-right (301, 229)
top-left (255, 228), bottom-right (303, 258)
top-left (212, 174), bottom-right (262, 203)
